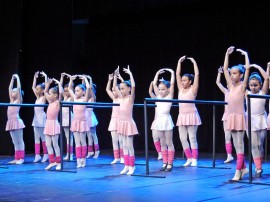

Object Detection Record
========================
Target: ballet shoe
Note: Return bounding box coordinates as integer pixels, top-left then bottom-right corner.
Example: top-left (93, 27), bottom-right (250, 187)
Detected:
top-left (240, 168), bottom-right (249, 179)
top-left (165, 164), bottom-right (173, 172)
top-left (120, 157), bottom-right (124, 164)
top-left (70, 154), bottom-right (74, 161)
top-left (111, 158), bottom-right (120, 164)
top-left (86, 152), bottom-right (94, 158)
top-left (77, 159), bottom-right (82, 168)
top-left (8, 159), bottom-right (18, 164)
top-left (224, 155), bottom-right (234, 163)
top-left (232, 170), bottom-right (242, 181)
top-left (191, 159), bottom-right (197, 167)
top-left (157, 152), bottom-right (163, 160)
top-left (160, 163), bottom-right (167, 171)
top-left (254, 169), bottom-right (263, 178)
top-left (93, 150), bottom-right (100, 159)
top-left (63, 154), bottom-right (69, 161)
top-left (41, 154), bottom-right (48, 163)
top-left (81, 158), bottom-right (86, 167)
top-left (120, 166), bottom-right (129, 174)
top-left (56, 163), bottom-right (61, 170)
top-left (183, 158), bottom-right (193, 167)
top-left (45, 162), bottom-right (57, 170)
top-left (33, 155), bottom-right (41, 163)
top-left (127, 166), bottom-right (135, 175)
top-left (16, 159), bottom-right (24, 165)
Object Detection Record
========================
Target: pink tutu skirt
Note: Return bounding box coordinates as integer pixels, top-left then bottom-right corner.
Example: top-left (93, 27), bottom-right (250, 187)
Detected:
top-left (6, 119), bottom-right (25, 131)
top-left (226, 113), bottom-right (246, 131)
top-left (108, 117), bottom-right (119, 131)
top-left (44, 120), bottom-right (60, 135)
top-left (70, 120), bottom-right (89, 132)
top-left (117, 120), bottom-right (138, 136)
top-left (176, 111), bottom-right (202, 126)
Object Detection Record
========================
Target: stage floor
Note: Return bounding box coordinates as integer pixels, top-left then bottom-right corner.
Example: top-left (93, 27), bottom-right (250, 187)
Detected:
top-left (1, 151), bottom-right (270, 201)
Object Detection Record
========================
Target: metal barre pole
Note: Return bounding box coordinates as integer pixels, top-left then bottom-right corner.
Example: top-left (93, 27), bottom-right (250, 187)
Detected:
top-left (144, 100), bottom-right (149, 175)
top-left (247, 95), bottom-right (252, 183)
top-left (213, 105), bottom-right (216, 168)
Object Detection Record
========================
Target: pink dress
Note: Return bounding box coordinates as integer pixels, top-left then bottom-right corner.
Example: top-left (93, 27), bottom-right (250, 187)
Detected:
top-left (44, 101), bottom-right (60, 135)
top-left (108, 99), bottom-right (120, 131)
top-left (117, 95), bottom-right (138, 136)
top-left (176, 87), bottom-right (202, 126)
top-left (32, 97), bottom-right (46, 127)
top-left (62, 97), bottom-right (74, 127)
top-left (70, 98), bottom-right (89, 132)
top-left (226, 82), bottom-right (246, 131)
top-left (247, 90), bottom-right (267, 131)
top-left (6, 105), bottom-right (25, 131)
top-left (151, 95), bottom-right (174, 130)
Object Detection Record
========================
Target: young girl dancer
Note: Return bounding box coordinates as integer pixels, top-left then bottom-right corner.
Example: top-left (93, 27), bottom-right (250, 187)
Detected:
top-left (43, 77), bottom-right (63, 170)
top-left (246, 64), bottom-right (268, 178)
top-left (223, 46), bottom-right (250, 180)
top-left (151, 68), bottom-right (175, 171)
top-left (6, 74), bottom-right (25, 164)
top-left (85, 76), bottom-right (100, 159)
top-left (106, 72), bottom-right (124, 164)
top-left (114, 66), bottom-right (138, 175)
top-left (60, 73), bottom-right (74, 161)
top-left (149, 81), bottom-right (162, 160)
top-left (69, 75), bottom-right (90, 168)
top-left (216, 67), bottom-right (234, 163)
top-left (32, 71), bottom-right (48, 163)
top-left (176, 56), bottom-right (201, 167)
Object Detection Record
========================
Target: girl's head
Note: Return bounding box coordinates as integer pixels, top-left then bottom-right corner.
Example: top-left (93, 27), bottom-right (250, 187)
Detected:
top-left (11, 88), bottom-right (23, 99)
top-left (64, 84), bottom-right (71, 98)
top-left (35, 83), bottom-right (45, 96)
top-left (158, 79), bottom-right (170, 98)
top-left (48, 86), bottom-right (59, 101)
top-left (249, 72), bottom-right (262, 94)
top-left (75, 84), bottom-right (86, 99)
top-left (181, 74), bottom-right (194, 89)
top-left (119, 80), bottom-right (131, 96)
top-left (230, 64), bottom-right (245, 83)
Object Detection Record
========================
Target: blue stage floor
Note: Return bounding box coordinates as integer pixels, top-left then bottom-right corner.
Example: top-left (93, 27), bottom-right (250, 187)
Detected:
top-left (1, 151), bottom-right (270, 201)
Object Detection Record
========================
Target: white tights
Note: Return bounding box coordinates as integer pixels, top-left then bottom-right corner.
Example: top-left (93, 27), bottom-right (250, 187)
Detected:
top-left (250, 129), bottom-right (266, 158)
top-left (63, 127), bottom-right (74, 147)
top-left (223, 122), bottom-right (232, 144)
top-left (155, 130), bottom-right (174, 151)
top-left (231, 131), bottom-right (245, 154)
top-left (45, 134), bottom-right (60, 156)
top-left (73, 132), bottom-right (86, 147)
top-left (10, 129), bottom-right (24, 151)
top-left (87, 127), bottom-right (98, 146)
top-left (122, 136), bottom-right (134, 156)
top-left (34, 127), bottom-right (45, 143)
top-left (111, 131), bottom-right (123, 150)
top-left (178, 126), bottom-right (198, 150)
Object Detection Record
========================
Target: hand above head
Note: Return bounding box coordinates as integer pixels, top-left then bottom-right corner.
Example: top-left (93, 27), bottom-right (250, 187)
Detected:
top-left (108, 73), bottom-right (114, 80)
top-left (157, 68), bottom-right (165, 74)
top-left (40, 71), bottom-right (47, 77)
top-left (178, 55), bottom-right (186, 63)
top-left (218, 66), bottom-right (223, 73)
top-left (250, 64), bottom-right (260, 69)
top-left (163, 68), bottom-right (174, 73)
top-left (236, 48), bottom-right (247, 55)
top-left (48, 78), bottom-right (53, 83)
top-left (52, 78), bottom-right (60, 83)
top-left (123, 65), bottom-right (131, 75)
top-left (226, 46), bottom-right (235, 55)
top-left (34, 71), bottom-right (39, 78)
top-left (70, 75), bottom-right (77, 81)
top-left (187, 57), bottom-right (196, 63)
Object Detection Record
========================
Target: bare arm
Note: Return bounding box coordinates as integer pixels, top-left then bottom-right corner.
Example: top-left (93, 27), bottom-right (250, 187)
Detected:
top-left (153, 69), bottom-right (164, 96)
top-left (106, 73), bottom-right (116, 100)
top-left (236, 49), bottom-right (250, 93)
top-left (53, 78), bottom-right (63, 101)
top-left (216, 67), bottom-right (227, 94)
top-left (123, 65), bottom-right (135, 102)
top-left (187, 57), bottom-right (199, 96)
top-left (32, 72), bottom-right (39, 98)
top-left (9, 75), bottom-right (15, 102)
top-left (148, 81), bottom-right (156, 98)
top-left (14, 74), bottom-right (22, 103)
top-left (223, 46), bottom-right (235, 89)
top-left (68, 75), bottom-right (76, 99)
top-left (113, 67), bottom-right (122, 98)
top-left (250, 64), bottom-right (269, 94)
top-left (44, 78), bottom-right (52, 103)
top-left (165, 68), bottom-right (175, 98)
top-left (176, 56), bottom-right (186, 90)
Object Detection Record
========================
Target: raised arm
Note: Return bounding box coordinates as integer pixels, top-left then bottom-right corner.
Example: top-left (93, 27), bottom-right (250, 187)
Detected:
top-left (123, 65), bottom-right (135, 102)
top-left (164, 68), bottom-right (175, 98)
top-left (32, 71), bottom-right (39, 98)
top-left (40, 71), bottom-right (48, 85)
top-left (236, 49), bottom-right (250, 93)
top-left (223, 46), bottom-right (235, 89)
top-left (9, 75), bottom-right (15, 101)
top-left (44, 78), bottom-right (52, 102)
top-left (176, 55), bottom-right (186, 90)
top-left (53, 78), bottom-right (64, 101)
top-left (153, 69), bottom-right (165, 96)
top-left (113, 67), bottom-right (122, 98)
top-left (250, 64), bottom-right (269, 94)
top-left (14, 74), bottom-right (22, 103)
top-left (148, 81), bottom-right (156, 98)
top-left (187, 57), bottom-right (199, 96)
top-left (216, 67), bottom-right (227, 94)
top-left (68, 75), bottom-right (77, 99)
top-left (106, 73), bottom-right (116, 100)
top-left (86, 75), bottom-right (94, 101)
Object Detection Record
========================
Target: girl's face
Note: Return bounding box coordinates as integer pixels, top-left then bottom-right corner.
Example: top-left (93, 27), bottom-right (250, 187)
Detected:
top-left (181, 76), bottom-right (192, 89)
top-left (249, 79), bottom-right (261, 94)
top-left (64, 87), bottom-right (70, 98)
top-left (158, 83), bottom-right (169, 98)
top-left (48, 89), bottom-right (58, 101)
top-left (119, 83), bottom-right (130, 97)
top-left (230, 68), bottom-right (243, 83)
top-left (75, 86), bottom-right (85, 99)
top-left (35, 85), bottom-right (44, 96)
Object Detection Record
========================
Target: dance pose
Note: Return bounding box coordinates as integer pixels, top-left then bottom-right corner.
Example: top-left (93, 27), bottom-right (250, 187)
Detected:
top-left (246, 64), bottom-right (269, 177)
top-left (151, 68), bottom-right (175, 171)
top-left (60, 73), bottom-right (74, 161)
top-left (223, 46), bottom-right (250, 180)
top-left (216, 67), bottom-right (234, 163)
top-left (114, 66), bottom-right (138, 175)
top-left (149, 81), bottom-right (162, 160)
top-left (6, 74), bottom-right (25, 164)
top-left (106, 72), bottom-right (124, 164)
top-left (43, 77), bottom-right (63, 170)
top-left (32, 71), bottom-right (48, 163)
top-left (69, 75), bottom-right (90, 168)
top-left (176, 56), bottom-right (201, 167)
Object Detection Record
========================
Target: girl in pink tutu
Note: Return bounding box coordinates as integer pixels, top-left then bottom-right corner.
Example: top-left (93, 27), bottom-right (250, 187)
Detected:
top-left (69, 75), bottom-right (90, 168)
top-left (106, 72), bottom-right (124, 164)
top-left (32, 71), bottom-right (48, 163)
top-left (60, 73), bottom-right (74, 161)
top-left (149, 81), bottom-right (162, 160)
top-left (114, 66), bottom-right (138, 175)
top-left (6, 74), bottom-right (25, 164)
top-left (216, 67), bottom-right (234, 163)
top-left (43, 77), bottom-right (63, 170)
top-left (176, 56), bottom-right (201, 167)
top-left (246, 64), bottom-right (269, 178)
top-left (151, 68), bottom-right (175, 172)
top-left (223, 46), bottom-right (250, 180)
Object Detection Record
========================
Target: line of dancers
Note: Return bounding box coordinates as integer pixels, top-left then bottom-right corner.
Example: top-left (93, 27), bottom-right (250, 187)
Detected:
top-left (4, 47), bottom-right (270, 179)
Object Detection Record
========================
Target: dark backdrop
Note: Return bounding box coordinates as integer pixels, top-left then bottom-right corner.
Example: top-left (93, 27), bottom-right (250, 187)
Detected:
top-left (1, 0), bottom-right (270, 155)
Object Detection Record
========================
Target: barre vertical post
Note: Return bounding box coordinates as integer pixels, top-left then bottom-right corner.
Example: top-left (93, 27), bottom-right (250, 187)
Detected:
top-left (144, 99), bottom-right (149, 175)
top-left (247, 95), bottom-right (252, 183)
top-left (213, 105), bottom-right (216, 168)
top-left (59, 101), bottom-right (64, 170)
